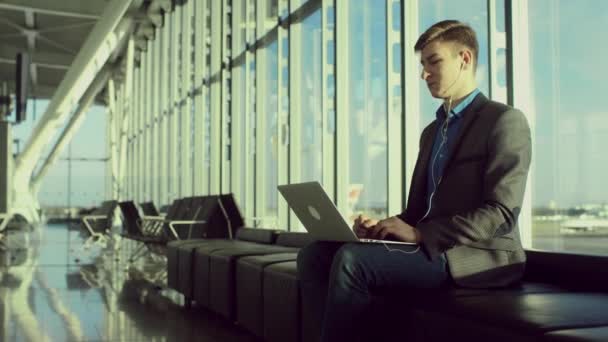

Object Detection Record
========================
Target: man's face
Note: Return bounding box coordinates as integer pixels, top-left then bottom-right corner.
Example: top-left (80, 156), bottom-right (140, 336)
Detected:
top-left (419, 40), bottom-right (463, 99)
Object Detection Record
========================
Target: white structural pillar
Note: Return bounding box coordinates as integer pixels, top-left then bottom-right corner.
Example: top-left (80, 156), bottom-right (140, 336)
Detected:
top-left (30, 67), bottom-right (112, 193)
top-left (11, 0), bottom-right (133, 222)
top-left (117, 39), bottom-right (135, 201)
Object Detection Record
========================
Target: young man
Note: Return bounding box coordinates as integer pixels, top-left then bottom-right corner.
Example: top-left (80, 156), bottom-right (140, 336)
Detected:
top-left (297, 20), bottom-right (532, 342)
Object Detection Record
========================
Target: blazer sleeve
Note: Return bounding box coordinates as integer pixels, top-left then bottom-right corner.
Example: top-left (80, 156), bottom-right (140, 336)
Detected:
top-left (416, 108), bottom-right (532, 260)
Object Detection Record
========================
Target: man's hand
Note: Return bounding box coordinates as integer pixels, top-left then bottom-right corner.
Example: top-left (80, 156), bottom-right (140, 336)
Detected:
top-left (352, 214), bottom-right (378, 238)
top-left (368, 216), bottom-right (421, 243)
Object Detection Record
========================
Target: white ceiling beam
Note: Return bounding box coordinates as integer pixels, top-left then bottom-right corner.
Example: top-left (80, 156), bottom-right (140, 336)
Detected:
top-left (0, 1), bottom-right (101, 20)
top-left (0, 57), bottom-right (69, 70)
top-left (0, 45), bottom-right (72, 69)
top-left (24, 9), bottom-right (37, 85)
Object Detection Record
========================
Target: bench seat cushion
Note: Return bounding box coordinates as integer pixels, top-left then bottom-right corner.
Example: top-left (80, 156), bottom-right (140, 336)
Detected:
top-left (208, 246), bottom-right (299, 319)
top-left (263, 261), bottom-right (300, 342)
top-left (235, 253), bottom-right (300, 337)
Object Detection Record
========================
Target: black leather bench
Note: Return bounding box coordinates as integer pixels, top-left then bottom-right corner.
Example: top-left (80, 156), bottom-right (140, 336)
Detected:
top-left (258, 248), bottom-right (608, 342)
top-left (168, 224), bottom-right (608, 342)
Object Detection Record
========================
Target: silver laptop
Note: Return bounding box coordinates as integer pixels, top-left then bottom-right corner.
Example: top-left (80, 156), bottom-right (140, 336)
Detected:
top-left (278, 182), bottom-right (416, 245)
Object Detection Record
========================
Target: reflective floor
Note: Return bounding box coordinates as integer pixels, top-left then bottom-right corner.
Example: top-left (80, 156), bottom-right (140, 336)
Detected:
top-left (0, 223), bottom-right (259, 342)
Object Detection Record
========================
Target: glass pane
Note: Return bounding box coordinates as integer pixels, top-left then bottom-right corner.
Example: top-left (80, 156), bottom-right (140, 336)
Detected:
top-left (234, 63), bottom-right (247, 215)
top-left (528, 1), bottom-right (608, 255)
top-left (347, 0), bottom-right (388, 220)
top-left (247, 0), bottom-right (256, 44)
top-left (298, 11), bottom-right (323, 183)
top-left (234, 0), bottom-right (247, 54)
top-left (290, 0), bottom-right (308, 11)
top-left (264, 39), bottom-right (279, 223)
top-left (248, 57), bottom-right (256, 221)
top-left (203, 0), bottom-right (212, 194)
top-left (37, 105), bottom-right (107, 208)
top-left (418, 0), bottom-right (490, 130)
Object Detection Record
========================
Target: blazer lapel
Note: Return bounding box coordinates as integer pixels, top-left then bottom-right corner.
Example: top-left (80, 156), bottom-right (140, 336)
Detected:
top-left (417, 121), bottom-right (439, 178)
top-left (406, 121), bottom-right (438, 220)
top-left (442, 93), bottom-right (489, 172)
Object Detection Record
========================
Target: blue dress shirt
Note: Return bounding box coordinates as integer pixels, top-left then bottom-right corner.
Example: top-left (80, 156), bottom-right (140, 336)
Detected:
top-left (425, 89), bottom-right (481, 213)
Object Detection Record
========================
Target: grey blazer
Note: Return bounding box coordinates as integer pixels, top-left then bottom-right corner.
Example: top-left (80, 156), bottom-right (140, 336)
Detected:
top-left (398, 93), bottom-right (531, 288)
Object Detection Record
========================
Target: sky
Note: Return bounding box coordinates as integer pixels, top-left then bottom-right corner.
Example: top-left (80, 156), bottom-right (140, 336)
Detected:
top-left (12, 99), bottom-right (107, 208)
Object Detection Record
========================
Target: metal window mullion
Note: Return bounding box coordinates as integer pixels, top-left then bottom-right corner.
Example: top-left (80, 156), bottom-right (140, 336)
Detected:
top-left (244, 0), bottom-right (256, 223)
top-left (230, 1), bottom-right (241, 203)
top-left (117, 83), bottom-right (124, 199)
top-left (335, 0), bottom-right (350, 215)
top-left (128, 77), bottom-right (135, 201)
top-left (506, 0), bottom-right (534, 248)
top-left (141, 55), bottom-right (148, 201)
top-left (203, 0), bottom-right (212, 195)
top-left (137, 66), bottom-right (143, 202)
top-left (158, 23), bottom-right (168, 204)
top-left (152, 31), bottom-right (161, 205)
top-left (209, 0), bottom-right (223, 194)
top-left (167, 12), bottom-right (175, 202)
top-left (119, 38), bottom-right (134, 201)
top-left (181, 2), bottom-right (194, 197)
top-left (140, 47), bottom-right (147, 201)
top-left (148, 38), bottom-right (157, 204)
top-left (221, 0), bottom-right (232, 193)
top-left (145, 40), bottom-right (154, 201)
top-left (387, 0), bottom-right (402, 216)
top-left (132, 68), bottom-right (139, 201)
top-left (106, 106), bottom-right (112, 200)
top-left (255, 46), bottom-right (267, 225)
top-left (288, 17), bottom-right (302, 231)
top-left (244, 46), bottom-right (254, 224)
top-left (112, 83), bottom-right (119, 199)
top-left (230, 3), bottom-right (243, 201)
top-left (321, 0), bottom-right (335, 203)
top-left (171, 10), bottom-right (181, 200)
top-left (137, 64), bottom-right (145, 202)
top-left (277, 1), bottom-right (289, 230)
top-left (193, 0), bottom-right (207, 196)
top-left (402, 0), bottom-right (420, 210)
top-left (107, 78), bottom-right (117, 199)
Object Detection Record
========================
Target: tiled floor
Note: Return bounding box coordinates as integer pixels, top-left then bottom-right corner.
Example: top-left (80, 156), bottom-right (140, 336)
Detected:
top-left (0, 223), bottom-right (260, 342)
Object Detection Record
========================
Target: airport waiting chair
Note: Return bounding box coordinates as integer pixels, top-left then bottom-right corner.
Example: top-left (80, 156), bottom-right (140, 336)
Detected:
top-left (123, 198), bottom-right (206, 260)
top-left (81, 200), bottom-right (118, 250)
top-left (139, 201), bottom-right (160, 217)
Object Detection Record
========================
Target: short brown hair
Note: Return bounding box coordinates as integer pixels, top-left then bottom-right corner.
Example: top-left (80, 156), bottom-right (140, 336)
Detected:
top-left (415, 20), bottom-right (479, 68)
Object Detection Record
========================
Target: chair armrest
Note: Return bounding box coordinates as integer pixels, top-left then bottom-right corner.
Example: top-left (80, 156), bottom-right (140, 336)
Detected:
top-left (0, 213), bottom-right (10, 232)
top-left (82, 215), bottom-right (109, 235)
top-left (168, 220), bottom-right (207, 240)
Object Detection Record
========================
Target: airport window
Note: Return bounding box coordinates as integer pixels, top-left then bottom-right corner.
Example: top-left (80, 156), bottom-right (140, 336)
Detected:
top-left (527, 1), bottom-right (608, 256)
top-left (287, 9), bottom-right (323, 231)
top-left (232, 62), bottom-right (248, 217)
top-left (296, 11), bottom-right (323, 186)
top-left (259, 36), bottom-right (279, 227)
top-left (345, 0), bottom-right (388, 220)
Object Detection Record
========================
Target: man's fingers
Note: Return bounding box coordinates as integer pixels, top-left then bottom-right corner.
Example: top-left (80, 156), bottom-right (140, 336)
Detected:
top-left (369, 222), bottom-right (386, 238)
top-left (362, 219), bottom-right (376, 229)
top-left (378, 226), bottom-right (392, 240)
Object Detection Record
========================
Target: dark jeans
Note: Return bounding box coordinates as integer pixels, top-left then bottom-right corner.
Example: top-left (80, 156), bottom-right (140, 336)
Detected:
top-left (297, 241), bottom-right (449, 342)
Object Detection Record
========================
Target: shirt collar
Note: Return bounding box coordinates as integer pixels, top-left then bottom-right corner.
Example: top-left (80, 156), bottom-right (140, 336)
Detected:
top-left (435, 88), bottom-right (481, 120)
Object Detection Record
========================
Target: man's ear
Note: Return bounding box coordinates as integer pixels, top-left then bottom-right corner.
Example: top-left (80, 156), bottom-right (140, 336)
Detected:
top-left (460, 49), bottom-right (473, 69)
